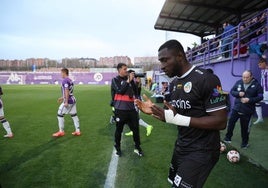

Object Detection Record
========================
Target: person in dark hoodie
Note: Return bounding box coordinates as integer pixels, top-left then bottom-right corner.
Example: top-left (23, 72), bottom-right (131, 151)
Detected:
top-left (224, 70), bottom-right (263, 149)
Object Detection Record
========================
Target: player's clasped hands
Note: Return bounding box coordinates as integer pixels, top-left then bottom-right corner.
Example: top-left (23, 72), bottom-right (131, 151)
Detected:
top-left (135, 94), bottom-right (154, 114)
top-left (135, 94), bottom-right (176, 122)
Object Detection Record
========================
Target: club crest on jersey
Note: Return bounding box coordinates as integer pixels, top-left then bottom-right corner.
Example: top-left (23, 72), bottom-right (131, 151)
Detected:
top-left (184, 82), bottom-right (192, 93)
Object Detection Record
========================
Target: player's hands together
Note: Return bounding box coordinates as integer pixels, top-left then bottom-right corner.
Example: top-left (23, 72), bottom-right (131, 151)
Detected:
top-left (152, 100), bottom-right (176, 122)
top-left (57, 97), bottom-right (63, 103)
top-left (64, 102), bottom-right (68, 107)
top-left (151, 105), bottom-right (165, 121)
top-left (164, 100), bottom-right (176, 114)
top-left (136, 94), bottom-right (177, 122)
top-left (135, 94), bottom-right (154, 114)
top-left (135, 94), bottom-right (168, 121)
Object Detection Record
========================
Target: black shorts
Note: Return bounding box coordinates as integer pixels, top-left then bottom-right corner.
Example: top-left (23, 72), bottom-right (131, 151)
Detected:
top-left (168, 148), bottom-right (220, 188)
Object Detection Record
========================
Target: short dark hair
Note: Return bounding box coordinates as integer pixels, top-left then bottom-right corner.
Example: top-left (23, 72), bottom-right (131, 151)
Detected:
top-left (117, 63), bottom-right (127, 71)
top-left (61, 68), bottom-right (69, 75)
top-left (158, 40), bottom-right (185, 57)
top-left (259, 57), bottom-right (267, 64)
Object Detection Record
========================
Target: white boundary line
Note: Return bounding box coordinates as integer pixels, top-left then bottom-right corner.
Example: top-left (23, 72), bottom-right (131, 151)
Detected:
top-left (104, 148), bottom-right (119, 188)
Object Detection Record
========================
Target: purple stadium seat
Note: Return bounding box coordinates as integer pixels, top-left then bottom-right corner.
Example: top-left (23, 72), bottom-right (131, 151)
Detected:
top-left (258, 34), bottom-right (267, 43)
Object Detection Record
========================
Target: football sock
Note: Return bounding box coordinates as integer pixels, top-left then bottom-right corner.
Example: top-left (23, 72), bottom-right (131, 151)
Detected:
top-left (2, 120), bottom-right (12, 135)
top-left (255, 106), bottom-right (263, 120)
top-left (139, 118), bottom-right (149, 128)
top-left (71, 115), bottom-right (80, 132)
top-left (57, 115), bottom-right (65, 132)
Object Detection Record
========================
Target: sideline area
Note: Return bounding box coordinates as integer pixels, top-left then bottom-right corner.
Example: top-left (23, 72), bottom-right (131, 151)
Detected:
top-left (221, 117), bottom-right (268, 171)
top-left (104, 148), bottom-right (119, 188)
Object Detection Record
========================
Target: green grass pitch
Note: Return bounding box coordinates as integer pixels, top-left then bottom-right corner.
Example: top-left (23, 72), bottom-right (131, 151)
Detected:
top-left (0, 85), bottom-right (267, 188)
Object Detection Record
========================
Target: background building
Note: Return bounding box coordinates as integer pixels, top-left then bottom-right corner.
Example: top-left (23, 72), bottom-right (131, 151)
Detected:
top-left (134, 56), bottom-right (160, 71)
top-left (99, 56), bottom-right (132, 68)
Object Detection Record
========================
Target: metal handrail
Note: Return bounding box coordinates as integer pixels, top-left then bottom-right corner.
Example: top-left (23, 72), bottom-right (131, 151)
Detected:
top-left (231, 39), bottom-right (242, 77)
top-left (187, 8), bottom-right (268, 66)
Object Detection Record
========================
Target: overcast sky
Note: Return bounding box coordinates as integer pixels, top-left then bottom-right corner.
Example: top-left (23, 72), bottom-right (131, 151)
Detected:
top-left (0, 0), bottom-right (200, 60)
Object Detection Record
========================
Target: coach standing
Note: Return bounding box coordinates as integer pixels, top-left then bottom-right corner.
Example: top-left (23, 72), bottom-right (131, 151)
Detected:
top-left (224, 70), bottom-right (263, 148)
top-left (136, 40), bottom-right (227, 188)
top-left (111, 63), bottom-right (143, 157)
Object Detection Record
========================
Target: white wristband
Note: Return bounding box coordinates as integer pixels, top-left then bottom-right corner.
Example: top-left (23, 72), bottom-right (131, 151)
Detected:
top-left (164, 109), bottom-right (175, 123)
top-left (164, 109), bottom-right (191, 127)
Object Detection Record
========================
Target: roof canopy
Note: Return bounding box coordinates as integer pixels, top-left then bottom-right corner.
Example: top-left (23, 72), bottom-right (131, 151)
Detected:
top-left (154, 0), bottom-right (268, 37)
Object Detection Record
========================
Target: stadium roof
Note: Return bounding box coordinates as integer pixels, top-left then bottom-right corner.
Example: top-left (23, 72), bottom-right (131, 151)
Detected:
top-left (154, 0), bottom-right (268, 37)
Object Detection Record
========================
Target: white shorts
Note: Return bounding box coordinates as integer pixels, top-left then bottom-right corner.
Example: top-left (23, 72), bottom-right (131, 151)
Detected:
top-left (0, 99), bottom-right (4, 117)
top-left (58, 103), bottom-right (77, 116)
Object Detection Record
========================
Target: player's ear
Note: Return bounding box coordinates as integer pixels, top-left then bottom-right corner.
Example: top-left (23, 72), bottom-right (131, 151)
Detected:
top-left (175, 52), bottom-right (184, 62)
top-left (176, 52), bottom-right (185, 62)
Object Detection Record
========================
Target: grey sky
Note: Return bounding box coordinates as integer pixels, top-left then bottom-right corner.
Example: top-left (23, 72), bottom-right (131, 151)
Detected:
top-left (0, 0), bottom-right (200, 60)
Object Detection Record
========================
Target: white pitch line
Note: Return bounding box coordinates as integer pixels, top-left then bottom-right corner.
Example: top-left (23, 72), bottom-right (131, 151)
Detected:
top-left (104, 148), bottom-right (119, 188)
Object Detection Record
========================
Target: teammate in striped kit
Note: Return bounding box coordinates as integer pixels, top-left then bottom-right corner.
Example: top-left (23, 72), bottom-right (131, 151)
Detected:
top-left (52, 68), bottom-right (81, 137)
top-left (254, 58), bottom-right (268, 124)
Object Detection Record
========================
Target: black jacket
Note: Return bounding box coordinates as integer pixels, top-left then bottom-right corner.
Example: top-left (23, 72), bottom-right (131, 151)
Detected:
top-left (231, 78), bottom-right (263, 115)
top-left (111, 75), bottom-right (138, 111)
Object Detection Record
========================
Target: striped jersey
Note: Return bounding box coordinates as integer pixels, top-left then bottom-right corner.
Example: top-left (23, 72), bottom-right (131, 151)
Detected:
top-left (62, 77), bottom-right (76, 104)
top-left (261, 68), bottom-right (268, 92)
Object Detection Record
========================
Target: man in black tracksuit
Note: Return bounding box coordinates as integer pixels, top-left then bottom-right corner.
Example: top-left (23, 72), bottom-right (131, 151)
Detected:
top-left (111, 63), bottom-right (143, 157)
top-left (224, 70), bottom-right (263, 148)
